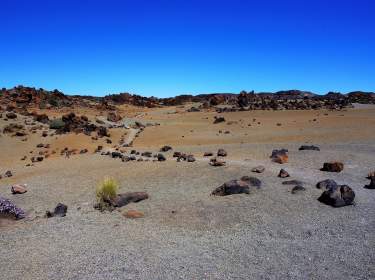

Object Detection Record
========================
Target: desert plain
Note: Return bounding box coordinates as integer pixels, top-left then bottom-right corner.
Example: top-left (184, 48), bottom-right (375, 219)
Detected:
top-left (1, 93), bottom-right (375, 280)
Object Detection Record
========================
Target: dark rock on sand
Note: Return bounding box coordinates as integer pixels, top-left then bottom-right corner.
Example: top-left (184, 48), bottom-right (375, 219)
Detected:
top-left (212, 176), bottom-right (261, 196)
top-left (4, 170), bottom-right (13, 177)
top-left (213, 116), bottom-right (225, 124)
top-left (321, 162), bottom-right (344, 172)
top-left (111, 152), bottom-right (123, 159)
top-left (209, 157), bottom-right (226, 166)
top-left (299, 145), bottom-right (320, 151)
top-left (364, 176), bottom-right (375, 189)
top-left (157, 153), bottom-right (166, 161)
top-left (160, 145), bottom-right (172, 152)
top-left (204, 152), bottom-right (213, 157)
top-left (187, 155), bottom-right (196, 162)
top-left (217, 149), bottom-right (227, 157)
top-left (316, 179), bottom-right (338, 190)
top-left (5, 112), bottom-right (17, 119)
top-left (46, 203), bottom-right (68, 217)
top-left (318, 185), bottom-right (355, 207)
top-left (111, 192), bottom-right (149, 207)
top-left (291, 185), bottom-right (306, 194)
top-left (282, 180), bottom-right (304, 186)
top-left (251, 166), bottom-right (265, 173)
top-left (278, 169), bottom-right (290, 178)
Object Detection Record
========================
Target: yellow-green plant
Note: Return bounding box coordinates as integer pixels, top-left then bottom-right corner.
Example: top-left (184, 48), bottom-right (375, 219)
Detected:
top-left (96, 177), bottom-right (118, 203)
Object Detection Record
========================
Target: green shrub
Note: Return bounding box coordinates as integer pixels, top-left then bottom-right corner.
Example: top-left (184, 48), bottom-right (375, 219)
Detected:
top-left (49, 118), bottom-right (65, 129)
top-left (96, 177), bottom-right (118, 204)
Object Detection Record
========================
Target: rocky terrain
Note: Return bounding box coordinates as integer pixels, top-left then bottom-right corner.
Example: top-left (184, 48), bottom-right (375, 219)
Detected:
top-left (0, 86), bottom-right (375, 280)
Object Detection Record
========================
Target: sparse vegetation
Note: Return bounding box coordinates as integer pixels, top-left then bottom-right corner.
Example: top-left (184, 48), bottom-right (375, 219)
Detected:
top-left (49, 118), bottom-right (65, 129)
top-left (96, 177), bottom-right (118, 205)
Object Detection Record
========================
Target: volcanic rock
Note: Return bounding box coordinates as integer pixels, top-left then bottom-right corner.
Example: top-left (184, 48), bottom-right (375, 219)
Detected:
top-left (316, 179), bottom-right (338, 190)
top-left (123, 210), bottom-right (144, 219)
top-left (321, 162), bottom-right (344, 172)
top-left (46, 203), bottom-right (68, 217)
top-left (299, 145), bottom-right (320, 151)
top-left (291, 185), bottom-right (306, 194)
top-left (160, 145), bottom-right (172, 152)
top-left (209, 158), bottom-right (226, 166)
top-left (0, 196), bottom-right (25, 219)
top-left (270, 149), bottom-right (289, 164)
top-left (110, 192), bottom-right (149, 207)
top-left (251, 166), bottom-right (265, 173)
top-left (212, 176), bottom-right (261, 196)
top-left (364, 176), bottom-right (375, 189)
top-left (318, 185), bottom-right (355, 207)
top-left (11, 184), bottom-right (27, 194)
top-left (278, 169), bottom-right (290, 178)
top-left (217, 149), bottom-right (227, 157)
top-left (213, 116), bottom-right (225, 124)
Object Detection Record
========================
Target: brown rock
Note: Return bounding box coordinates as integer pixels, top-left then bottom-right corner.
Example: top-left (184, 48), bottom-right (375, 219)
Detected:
top-left (217, 149), bottom-right (227, 157)
top-left (209, 157), bottom-right (226, 166)
top-left (321, 162), bottom-right (344, 172)
top-left (251, 165), bottom-right (265, 173)
top-left (123, 210), bottom-right (144, 219)
top-left (110, 192), bottom-right (149, 207)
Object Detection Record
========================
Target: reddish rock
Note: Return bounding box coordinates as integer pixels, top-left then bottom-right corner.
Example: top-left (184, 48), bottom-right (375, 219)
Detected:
top-left (123, 209), bottom-right (144, 219)
top-left (11, 184), bottom-right (27, 194)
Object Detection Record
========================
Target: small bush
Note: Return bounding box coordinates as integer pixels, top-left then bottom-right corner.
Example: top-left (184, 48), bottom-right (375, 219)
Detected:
top-left (96, 178), bottom-right (118, 204)
top-left (49, 118), bottom-right (65, 129)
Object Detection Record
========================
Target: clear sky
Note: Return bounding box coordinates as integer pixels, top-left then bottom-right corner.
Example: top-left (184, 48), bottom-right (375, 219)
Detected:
top-left (1, 0), bottom-right (374, 97)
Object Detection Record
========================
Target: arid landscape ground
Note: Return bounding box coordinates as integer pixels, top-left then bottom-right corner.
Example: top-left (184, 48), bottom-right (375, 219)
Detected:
top-left (0, 88), bottom-right (374, 279)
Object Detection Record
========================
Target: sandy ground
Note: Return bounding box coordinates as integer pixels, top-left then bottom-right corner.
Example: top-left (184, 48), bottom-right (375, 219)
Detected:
top-left (1, 106), bottom-right (375, 280)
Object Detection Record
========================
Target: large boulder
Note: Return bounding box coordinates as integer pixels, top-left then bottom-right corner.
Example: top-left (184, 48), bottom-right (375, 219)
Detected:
top-left (321, 162), bottom-right (344, 172)
top-left (318, 185), bottom-right (355, 207)
top-left (0, 196), bottom-right (25, 219)
top-left (110, 192), bottom-right (149, 207)
top-left (212, 176), bottom-right (261, 196)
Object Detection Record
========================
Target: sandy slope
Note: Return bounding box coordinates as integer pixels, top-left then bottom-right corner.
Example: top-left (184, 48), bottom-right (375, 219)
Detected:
top-left (0, 106), bottom-right (375, 280)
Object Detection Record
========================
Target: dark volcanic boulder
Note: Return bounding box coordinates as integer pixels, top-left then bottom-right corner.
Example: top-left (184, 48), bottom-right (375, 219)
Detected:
top-left (111, 151), bottom-right (123, 159)
top-left (282, 180), bottom-right (304, 186)
top-left (0, 196), bottom-right (25, 219)
top-left (6, 112), bottom-right (17, 119)
top-left (299, 145), bottom-right (320, 151)
top-left (212, 176), bottom-right (261, 196)
top-left (321, 162), bottom-right (344, 172)
top-left (316, 179), bottom-right (338, 190)
top-left (364, 176), bottom-right (375, 189)
top-left (318, 185), bottom-right (355, 207)
top-left (110, 192), bottom-right (149, 207)
top-left (46, 203), bottom-right (68, 217)
top-left (212, 180), bottom-right (250, 196)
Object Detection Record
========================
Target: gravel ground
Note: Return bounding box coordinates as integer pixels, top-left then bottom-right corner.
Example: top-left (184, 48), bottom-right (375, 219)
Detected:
top-left (1, 143), bottom-right (374, 280)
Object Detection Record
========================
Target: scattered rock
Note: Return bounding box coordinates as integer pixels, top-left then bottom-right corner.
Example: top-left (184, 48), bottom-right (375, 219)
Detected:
top-left (80, 149), bottom-right (88, 154)
top-left (187, 155), bottom-right (196, 162)
top-left (282, 180), bottom-right (304, 186)
top-left (299, 145), bottom-right (320, 151)
top-left (318, 185), bottom-right (355, 207)
top-left (157, 153), bottom-right (166, 161)
top-left (5, 112), bottom-right (17, 119)
top-left (212, 176), bottom-right (261, 196)
top-left (270, 149), bottom-right (288, 164)
top-left (110, 192), bottom-right (149, 207)
top-left (0, 196), bottom-right (25, 219)
top-left (160, 145), bottom-right (172, 152)
top-left (291, 185), bottom-right (306, 194)
top-left (46, 203), bottom-right (68, 217)
top-left (217, 149), bottom-right (227, 157)
top-left (203, 152), bottom-right (213, 157)
top-left (251, 165), bottom-right (265, 173)
top-left (213, 116), bottom-right (225, 124)
top-left (364, 176), bottom-right (375, 189)
top-left (107, 111), bottom-right (122, 122)
top-left (278, 169), bottom-right (290, 178)
top-left (321, 162), bottom-right (344, 172)
top-left (367, 171), bottom-right (375, 179)
top-left (11, 184), bottom-right (27, 194)
top-left (209, 157), bottom-right (226, 166)
top-left (4, 170), bottom-right (12, 177)
top-left (123, 209), bottom-right (144, 219)
top-left (316, 179), bottom-right (338, 190)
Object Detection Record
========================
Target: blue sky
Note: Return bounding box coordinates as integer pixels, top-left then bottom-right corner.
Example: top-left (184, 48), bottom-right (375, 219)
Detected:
top-left (1, 0), bottom-right (374, 97)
